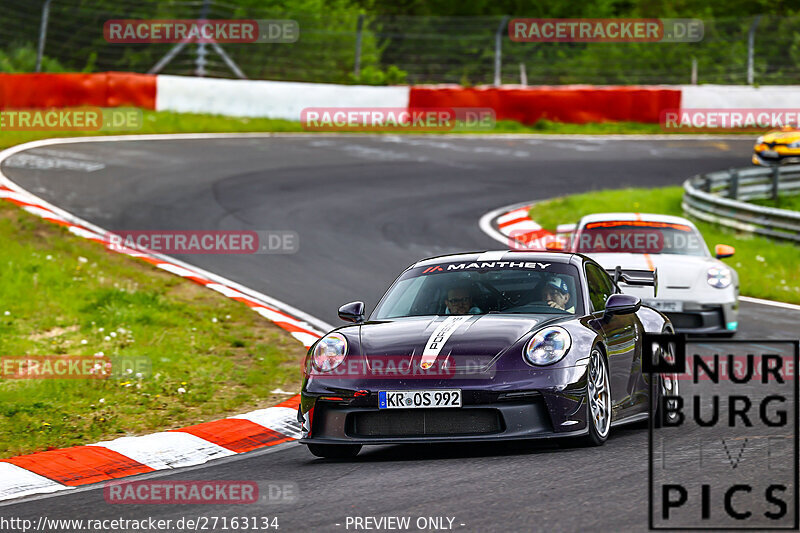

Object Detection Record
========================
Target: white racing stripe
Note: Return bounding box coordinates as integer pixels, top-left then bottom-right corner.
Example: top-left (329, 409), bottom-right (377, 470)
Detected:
top-left (290, 332), bottom-right (320, 348)
top-left (501, 220), bottom-right (541, 234)
top-left (420, 316), bottom-right (470, 369)
top-left (231, 407), bottom-right (302, 439)
top-left (0, 464), bottom-right (72, 500)
top-left (93, 433), bottom-right (235, 470)
top-left (496, 207), bottom-right (531, 225)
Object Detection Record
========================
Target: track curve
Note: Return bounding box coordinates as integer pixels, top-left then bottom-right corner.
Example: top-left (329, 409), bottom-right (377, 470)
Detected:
top-left (2, 134), bottom-right (798, 531)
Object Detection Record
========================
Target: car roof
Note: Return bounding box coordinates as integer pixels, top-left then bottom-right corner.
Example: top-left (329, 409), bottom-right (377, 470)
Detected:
top-left (578, 212), bottom-right (698, 228)
top-left (411, 251), bottom-right (577, 269)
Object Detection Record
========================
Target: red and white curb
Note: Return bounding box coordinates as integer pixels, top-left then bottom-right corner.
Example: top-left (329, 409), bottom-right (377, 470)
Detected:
top-left (0, 136), bottom-right (335, 502)
top-left (478, 201), bottom-right (553, 248)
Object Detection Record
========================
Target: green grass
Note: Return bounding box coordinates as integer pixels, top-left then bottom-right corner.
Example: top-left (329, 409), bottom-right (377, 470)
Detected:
top-left (0, 111), bottom-right (756, 151)
top-left (0, 111), bottom-right (304, 151)
top-left (529, 187), bottom-right (800, 304)
top-left (750, 194), bottom-right (800, 212)
top-left (489, 119), bottom-right (665, 135)
top-left (0, 202), bottom-right (307, 458)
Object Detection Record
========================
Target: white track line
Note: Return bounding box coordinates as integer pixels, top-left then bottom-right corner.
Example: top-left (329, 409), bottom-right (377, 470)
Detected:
top-left (740, 296), bottom-right (800, 311)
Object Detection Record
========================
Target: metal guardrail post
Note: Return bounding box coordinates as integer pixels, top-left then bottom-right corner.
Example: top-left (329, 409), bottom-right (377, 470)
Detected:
top-left (494, 16), bottom-right (509, 86)
top-left (354, 14), bottom-right (364, 79)
top-left (194, 0), bottom-right (211, 77)
top-left (728, 168), bottom-right (739, 199)
top-left (747, 15), bottom-right (762, 85)
top-left (35, 0), bottom-right (53, 73)
top-left (772, 166), bottom-right (780, 202)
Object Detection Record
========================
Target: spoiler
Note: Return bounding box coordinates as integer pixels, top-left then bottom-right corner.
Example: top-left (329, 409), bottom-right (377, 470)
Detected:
top-left (606, 266), bottom-right (658, 297)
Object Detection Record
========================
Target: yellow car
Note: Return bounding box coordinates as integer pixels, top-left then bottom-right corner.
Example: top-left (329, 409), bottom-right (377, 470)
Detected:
top-left (752, 125), bottom-right (800, 166)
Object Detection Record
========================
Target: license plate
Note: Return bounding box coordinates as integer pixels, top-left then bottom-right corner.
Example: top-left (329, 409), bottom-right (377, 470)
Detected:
top-left (378, 390), bottom-right (461, 409)
top-left (761, 150), bottom-right (779, 158)
top-left (645, 300), bottom-right (683, 312)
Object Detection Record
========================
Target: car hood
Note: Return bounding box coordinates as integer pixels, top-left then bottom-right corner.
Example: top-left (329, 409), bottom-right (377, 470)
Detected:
top-left (763, 128), bottom-right (800, 145)
top-left (358, 314), bottom-right (560, 360)
top-left (588, 253), bottom-right (716, 290)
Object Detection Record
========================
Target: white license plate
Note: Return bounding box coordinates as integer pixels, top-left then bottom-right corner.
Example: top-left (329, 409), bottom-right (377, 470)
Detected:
top-left (761, 150), bottom-right (779, 158)
top-left (645, 300), bottom-right (683, 312)
top-left (378, 390), bottom-right (461, 409)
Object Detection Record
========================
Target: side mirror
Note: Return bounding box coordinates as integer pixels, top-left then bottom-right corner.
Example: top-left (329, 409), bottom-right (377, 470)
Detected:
top-left (715, 244), bottom-right (735, 259)
top-left (605, 293), bottom-right (641, 316)
top-left (338, 301), bottom-right (365, 323)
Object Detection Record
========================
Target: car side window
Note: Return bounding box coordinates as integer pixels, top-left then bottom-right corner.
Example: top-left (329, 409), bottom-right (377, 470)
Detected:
top-left (585, 263), bottom-right (615, 313)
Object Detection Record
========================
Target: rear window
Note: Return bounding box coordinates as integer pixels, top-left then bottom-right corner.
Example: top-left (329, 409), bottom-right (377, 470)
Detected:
top-left (576, 221), bottom-right (708, 256)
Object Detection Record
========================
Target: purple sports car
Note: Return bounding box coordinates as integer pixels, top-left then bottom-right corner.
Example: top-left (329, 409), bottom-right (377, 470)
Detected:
top-left (299, 251), bottom-right (676, 458)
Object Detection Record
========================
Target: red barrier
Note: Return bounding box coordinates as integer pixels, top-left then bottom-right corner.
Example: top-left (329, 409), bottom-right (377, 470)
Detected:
top-left (0, 72), bottom-right (156, 110)
top-left (409, 85), bottom-right (681, 124)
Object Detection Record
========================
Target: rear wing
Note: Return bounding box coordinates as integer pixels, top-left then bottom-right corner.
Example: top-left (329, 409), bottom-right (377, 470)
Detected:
top-left (606, 266), bottom-right (658, 297)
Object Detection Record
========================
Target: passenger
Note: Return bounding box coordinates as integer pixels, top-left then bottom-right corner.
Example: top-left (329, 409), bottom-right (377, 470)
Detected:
top-left (542, 277), bottom-right (575, 313)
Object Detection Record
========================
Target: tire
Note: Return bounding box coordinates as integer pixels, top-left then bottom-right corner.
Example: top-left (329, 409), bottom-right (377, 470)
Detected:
top-left (306, 443), bottom-right (362, 459)
top-left (653, 340), bottom-right (680, 429)
top-left (582, 346), bottom-right (611, 446)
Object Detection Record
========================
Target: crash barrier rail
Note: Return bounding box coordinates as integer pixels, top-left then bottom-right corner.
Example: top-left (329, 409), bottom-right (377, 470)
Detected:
top-left (682, 165), bottom-right (800, 242)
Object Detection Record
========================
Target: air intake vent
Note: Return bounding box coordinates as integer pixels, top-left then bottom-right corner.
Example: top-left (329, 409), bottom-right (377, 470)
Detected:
top-left (348, 409), bottom-right (502, 437)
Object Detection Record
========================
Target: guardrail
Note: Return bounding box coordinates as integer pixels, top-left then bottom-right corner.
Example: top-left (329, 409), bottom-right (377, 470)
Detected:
top-left (682, 165), bottom-right (800, 242)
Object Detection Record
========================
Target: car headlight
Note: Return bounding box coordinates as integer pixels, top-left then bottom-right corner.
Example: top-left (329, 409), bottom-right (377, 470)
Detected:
top-left (756, 136), bottom-right (764, 145)
top-left (312, 333), bottom-right (348, 371)
top-left (787, 141), bottom-right (800, 148)
top-left (707, 266), bottom-right (732, 289)
top-left (524, 326), bottom-right (572, 366)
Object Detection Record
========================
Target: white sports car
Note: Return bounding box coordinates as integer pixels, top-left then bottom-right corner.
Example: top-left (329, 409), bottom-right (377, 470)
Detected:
top-left (560, 213), bottom-right (739, 335)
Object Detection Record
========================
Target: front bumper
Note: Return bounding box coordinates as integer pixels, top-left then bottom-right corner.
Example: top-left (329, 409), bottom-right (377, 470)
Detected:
top-left (299, 375), bottom-right (591, 445)
top-left (752, 150), bottom-right (800, 166)
top-left (660, 301), bottom-right (738, 334)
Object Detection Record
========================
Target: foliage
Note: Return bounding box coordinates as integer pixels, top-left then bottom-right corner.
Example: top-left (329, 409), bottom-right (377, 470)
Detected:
top-left (1, 0), bottom-right (799, 84)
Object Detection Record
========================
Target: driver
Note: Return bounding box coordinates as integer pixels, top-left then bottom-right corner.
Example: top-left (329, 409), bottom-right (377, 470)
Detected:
top-left (542, 277), bottom-right (575, 313)
top-left (444, 286), bottom-right (482, 315)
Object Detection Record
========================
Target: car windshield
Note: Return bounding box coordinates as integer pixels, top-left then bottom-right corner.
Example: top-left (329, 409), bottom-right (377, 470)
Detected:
top-left (372, 261), bottom-right (584, 319)
top-left (575, 221), bottom-right (708, 257)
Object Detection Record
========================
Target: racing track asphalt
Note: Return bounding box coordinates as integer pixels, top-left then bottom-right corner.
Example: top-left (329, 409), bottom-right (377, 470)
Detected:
top-left (2, 135), bottom-right (798, 532)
